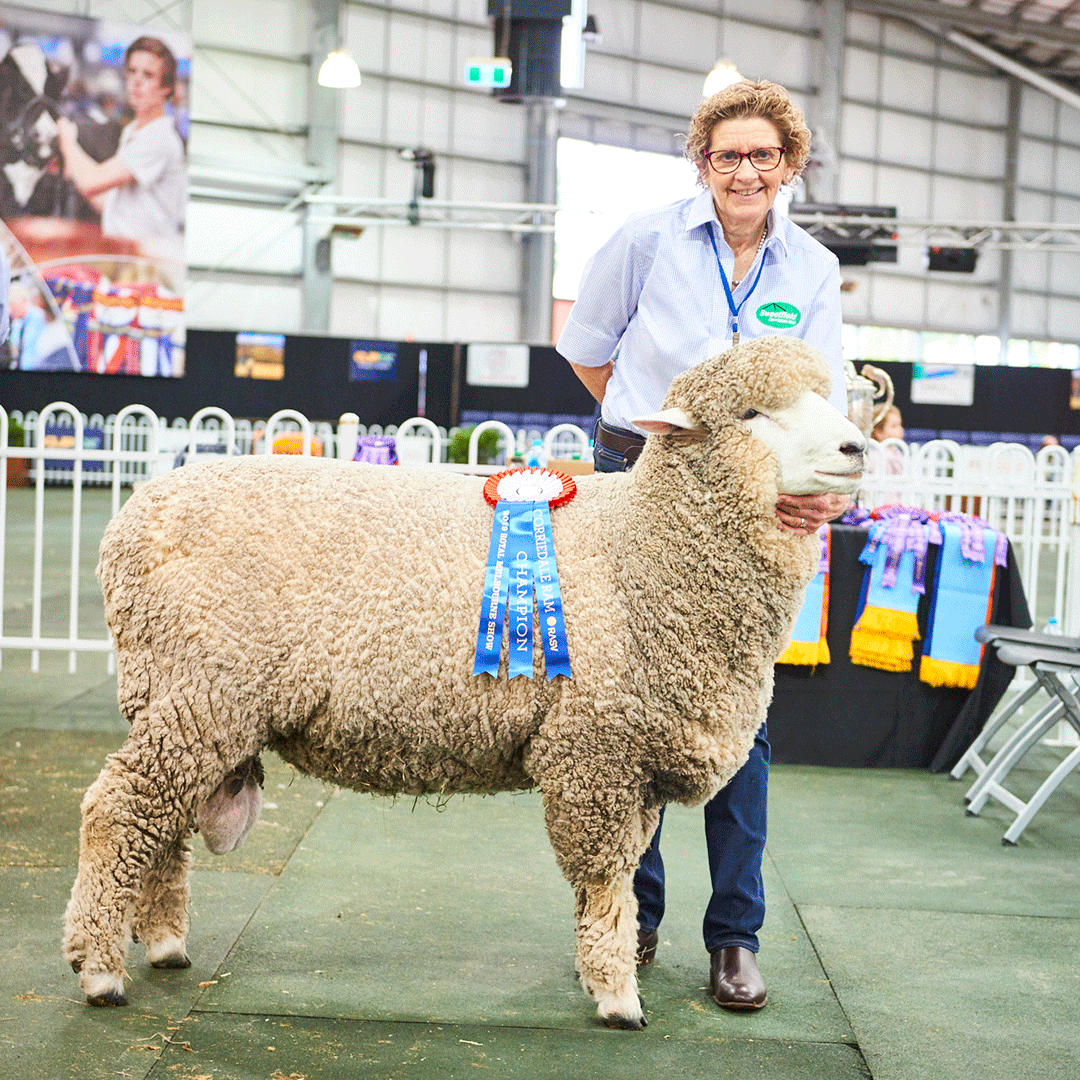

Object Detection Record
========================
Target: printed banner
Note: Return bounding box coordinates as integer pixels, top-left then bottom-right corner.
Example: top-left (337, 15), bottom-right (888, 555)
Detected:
top-left (0, 8), bottom-right (189, 375)
top-left (910, 363), bottom-right (974, 406)
top-left (235, 332), bottom-right (284, 380)
top-left (350, 339), bottom-right (397, 382)
top-left (466, 342), bottom-right (529, 387)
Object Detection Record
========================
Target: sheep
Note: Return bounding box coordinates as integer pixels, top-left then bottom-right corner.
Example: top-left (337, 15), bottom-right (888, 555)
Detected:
top-left (63, 336), bottom-right (865, 1029)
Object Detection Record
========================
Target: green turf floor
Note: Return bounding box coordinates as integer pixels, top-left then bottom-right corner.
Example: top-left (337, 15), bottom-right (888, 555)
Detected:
top-left (3, 656), bottom-right (1077, 1080)
top-left (2, 489), bottom-right (1078, 1079)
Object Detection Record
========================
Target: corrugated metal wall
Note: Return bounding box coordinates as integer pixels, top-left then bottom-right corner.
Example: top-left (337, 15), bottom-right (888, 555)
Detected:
top-left (22, 0), bottom-right (1080, 347)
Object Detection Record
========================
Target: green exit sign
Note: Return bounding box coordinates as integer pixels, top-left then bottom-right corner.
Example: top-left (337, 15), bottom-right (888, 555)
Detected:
top-left (464, 57), bottom-right (512, 89)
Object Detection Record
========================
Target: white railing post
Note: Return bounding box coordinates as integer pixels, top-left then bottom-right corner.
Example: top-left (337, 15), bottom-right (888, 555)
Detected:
top-left (542, 423), bottom-right (590, 461)
top-left (395, 416), bottom-right (443, 465)
top-left (30, 402), bottom-right (83, 672)
top-left (188, 407), bottom-right (238, 462)
top-left (337, 413), bottom-right (360, 460)
top-left (264, 409), bottom-right (314, 455)
top-left (468, 420), bottom-right (517, 467)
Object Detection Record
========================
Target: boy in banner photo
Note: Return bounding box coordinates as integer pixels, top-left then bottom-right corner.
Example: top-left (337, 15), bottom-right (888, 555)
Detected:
top-left (0, 8), bottom-right (190, 376)
top-left (57, 36), bottom-right (186, 267)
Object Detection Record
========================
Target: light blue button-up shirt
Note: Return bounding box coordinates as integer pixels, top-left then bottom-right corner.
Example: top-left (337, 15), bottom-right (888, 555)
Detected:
top-left (557, 188), bottom-right (846, 432)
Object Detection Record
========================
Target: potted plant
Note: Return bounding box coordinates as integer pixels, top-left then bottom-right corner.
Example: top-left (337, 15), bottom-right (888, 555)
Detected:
top-left (6, 416), bottom-right (28, 487)
top-left (447, 425), bottom-right (501, 465)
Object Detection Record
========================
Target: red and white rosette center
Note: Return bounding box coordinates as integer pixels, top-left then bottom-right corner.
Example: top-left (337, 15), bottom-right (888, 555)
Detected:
top-left (483, 467), bottom-right (577, 508)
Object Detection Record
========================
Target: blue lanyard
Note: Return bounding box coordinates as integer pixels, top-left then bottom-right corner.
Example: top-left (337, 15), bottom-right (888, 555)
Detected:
top-left (708, 225), bottom-right (766, 344)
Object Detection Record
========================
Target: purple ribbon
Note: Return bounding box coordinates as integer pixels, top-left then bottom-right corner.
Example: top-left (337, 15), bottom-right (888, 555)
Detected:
top-left (841, 507), bottom-right (872, 527)
top-left (860, 512), bottom-right (930, 594)
top-left (354, 435), bottom-right (398, 465)
top-left (929, 512), bottom-right (1008, 568)
top-left (817, 525), bottom-right (830, 575)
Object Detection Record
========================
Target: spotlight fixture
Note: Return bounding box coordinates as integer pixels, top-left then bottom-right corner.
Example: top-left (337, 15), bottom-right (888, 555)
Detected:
top-left (703, 59), bottom-right (742, 97)
top-left (399, 147), bottom-right (436, 223)
top-left (317, 49), bottom-right (361, 89)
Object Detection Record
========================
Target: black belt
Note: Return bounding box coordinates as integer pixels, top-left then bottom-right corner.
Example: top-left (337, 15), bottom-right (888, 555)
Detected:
top-left (595, 419), bottom-right (646, 470)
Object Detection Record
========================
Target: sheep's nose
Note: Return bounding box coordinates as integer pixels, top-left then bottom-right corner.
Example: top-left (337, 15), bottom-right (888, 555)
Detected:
top-left (841, 438), bottom-right (865, 460)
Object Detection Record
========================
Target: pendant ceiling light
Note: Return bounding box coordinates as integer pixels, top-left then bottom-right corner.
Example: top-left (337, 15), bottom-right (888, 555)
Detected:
top-left (703, 59), bottom-right (742, 97)
top-left (317, 48), bottom-right (361, 89)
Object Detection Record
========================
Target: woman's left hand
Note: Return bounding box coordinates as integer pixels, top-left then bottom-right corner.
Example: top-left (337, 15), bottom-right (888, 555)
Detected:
top-left (775, 492), bottom-right (851, 535)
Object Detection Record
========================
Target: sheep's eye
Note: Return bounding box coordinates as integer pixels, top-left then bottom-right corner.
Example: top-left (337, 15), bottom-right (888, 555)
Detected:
top-left (740, 409), bottom-right (760, 420)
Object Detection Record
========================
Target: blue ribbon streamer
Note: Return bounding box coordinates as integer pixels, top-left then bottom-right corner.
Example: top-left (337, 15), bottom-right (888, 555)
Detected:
top-left (505, 505), bottom-right (536, 679)
top-left (472, 500), bottom-right (573, 680)
top-left (531, 503), bottom-right (573, 679)
top-left (472, 505), bottom-right (512, 677)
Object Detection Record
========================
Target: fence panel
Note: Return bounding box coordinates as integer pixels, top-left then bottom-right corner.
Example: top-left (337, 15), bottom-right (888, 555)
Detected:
top-left (4, 408), bottom-right (1078, 678)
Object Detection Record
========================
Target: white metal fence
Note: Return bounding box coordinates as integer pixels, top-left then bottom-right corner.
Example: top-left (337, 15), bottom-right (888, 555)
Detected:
top-left (0, 403), bottom-right (592, 673)
top-left (2, 405), bottom-right (1078, 680)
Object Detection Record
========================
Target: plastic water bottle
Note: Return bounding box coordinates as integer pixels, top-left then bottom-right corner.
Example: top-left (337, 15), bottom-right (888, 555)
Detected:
top-left (1044, 617), bottom-right (1060, 635)
top-left (525, 438), bottom-right (548, 468)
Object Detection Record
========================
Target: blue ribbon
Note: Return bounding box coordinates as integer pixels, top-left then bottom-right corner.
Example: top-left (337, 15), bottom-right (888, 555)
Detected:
top-left (923, 520), bottom-right (998, 669)
top-left (473, 505), bottom-right (512, 677)
top-left (472, 500), bottom-right (573, 680)
top-left (531, 503), bottom-right (573, 680)
top-left (505, 505), bottom-right (536, 678)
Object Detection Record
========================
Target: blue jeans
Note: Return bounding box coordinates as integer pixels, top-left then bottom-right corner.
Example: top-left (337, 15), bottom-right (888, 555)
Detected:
top-left (595, 434), bottom-right (769, 954)
top-left (633, 725), bottom-right (770, 954)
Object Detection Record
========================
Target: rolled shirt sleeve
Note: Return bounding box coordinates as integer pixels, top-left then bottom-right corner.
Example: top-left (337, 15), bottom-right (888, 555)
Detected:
top-left (557, 215), bottom-right (646, 368)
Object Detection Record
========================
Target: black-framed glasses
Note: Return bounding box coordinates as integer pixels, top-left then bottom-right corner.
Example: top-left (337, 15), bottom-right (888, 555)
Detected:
top-left (704, 146), bottom-right (786, 174)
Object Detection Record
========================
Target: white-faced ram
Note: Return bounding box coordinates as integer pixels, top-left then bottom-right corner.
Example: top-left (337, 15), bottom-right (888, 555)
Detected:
top-left (64, 337), bottom-right (865, 1029)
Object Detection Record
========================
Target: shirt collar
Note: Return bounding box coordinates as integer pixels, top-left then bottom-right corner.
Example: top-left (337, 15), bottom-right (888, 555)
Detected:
top-left (685, 188), bottom-right (791, 257)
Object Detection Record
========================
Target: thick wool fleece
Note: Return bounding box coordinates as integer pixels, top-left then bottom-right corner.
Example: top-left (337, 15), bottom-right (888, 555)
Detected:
top-left (96, 343), bottom-right (823, 879)
top-left (67, 337), bottom-right (835, 1017)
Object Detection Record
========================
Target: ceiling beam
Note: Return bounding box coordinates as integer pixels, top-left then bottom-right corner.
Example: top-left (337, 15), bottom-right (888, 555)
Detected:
top-left (849, 0), bottom-right (1080, 50)
top-left (928, 24), bottom-right (1080, 113)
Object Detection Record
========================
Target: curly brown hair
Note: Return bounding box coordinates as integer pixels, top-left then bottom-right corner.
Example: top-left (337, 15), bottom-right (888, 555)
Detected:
top-left (685, 79), bottom-right (811, 186)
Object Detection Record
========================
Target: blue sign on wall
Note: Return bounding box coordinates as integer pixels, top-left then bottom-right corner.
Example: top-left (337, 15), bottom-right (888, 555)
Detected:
top-left (349, 340), bottom-right (398, 382)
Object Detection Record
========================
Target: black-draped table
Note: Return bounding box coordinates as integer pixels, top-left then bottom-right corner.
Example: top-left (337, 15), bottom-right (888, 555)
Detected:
top-left (766, 523), bottom-right (1032, 771)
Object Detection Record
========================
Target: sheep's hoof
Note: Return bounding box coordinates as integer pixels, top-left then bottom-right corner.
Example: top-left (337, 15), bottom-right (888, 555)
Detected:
top-left (597, 993), bottom-right (647, 1030)
top-left (602, 1013), bottom-right (647, 1030)
top-left (87, 988), bottom-right (128, 1007)
top-left (150, 951), bottom-right (191, 970)
top-left (82, 971), bottom-right (127, 1007)
top-left (146, 934), bottom-right (191, 969)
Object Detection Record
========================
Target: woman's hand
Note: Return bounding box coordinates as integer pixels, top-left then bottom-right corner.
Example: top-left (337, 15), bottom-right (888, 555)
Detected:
top-left (775, 492), bottom-right (851, 536)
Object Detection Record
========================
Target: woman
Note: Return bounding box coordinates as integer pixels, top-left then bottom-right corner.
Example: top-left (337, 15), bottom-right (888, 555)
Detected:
top-left (556, 80), bottom-right (850, 1012)
top-left (57, 36), bottom-right (186, 266)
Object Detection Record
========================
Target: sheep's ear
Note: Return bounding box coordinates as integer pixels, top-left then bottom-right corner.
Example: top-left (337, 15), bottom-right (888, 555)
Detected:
top-left (632, 407), bottom-right (700, 435)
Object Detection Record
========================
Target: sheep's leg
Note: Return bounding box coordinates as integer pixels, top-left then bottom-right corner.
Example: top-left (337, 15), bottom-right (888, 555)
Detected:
top-left (573, 872), bottom-right (646, 1029)
top-left (63, 731), bottom-right (193, 1006)
top-left (133, 834), bottom-right (193, 970)
top-left (540, 771), bottom-right (657, 1029)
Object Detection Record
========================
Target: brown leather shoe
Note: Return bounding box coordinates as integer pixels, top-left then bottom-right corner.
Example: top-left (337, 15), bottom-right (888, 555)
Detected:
top-left (636, 928), bottom-right (658, 965)
top-left (709, 946), bottom-right (767, 1010)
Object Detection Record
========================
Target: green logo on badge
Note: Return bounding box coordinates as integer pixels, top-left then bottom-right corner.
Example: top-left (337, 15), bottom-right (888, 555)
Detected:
top-left (756, 302), bottom-right (801, 329)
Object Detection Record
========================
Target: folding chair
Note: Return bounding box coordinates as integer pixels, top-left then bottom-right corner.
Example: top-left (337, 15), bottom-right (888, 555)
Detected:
top-left (963, 639), bottom-right (1080, 845)
top-left (949, 625), bottom-right (1080, 784)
